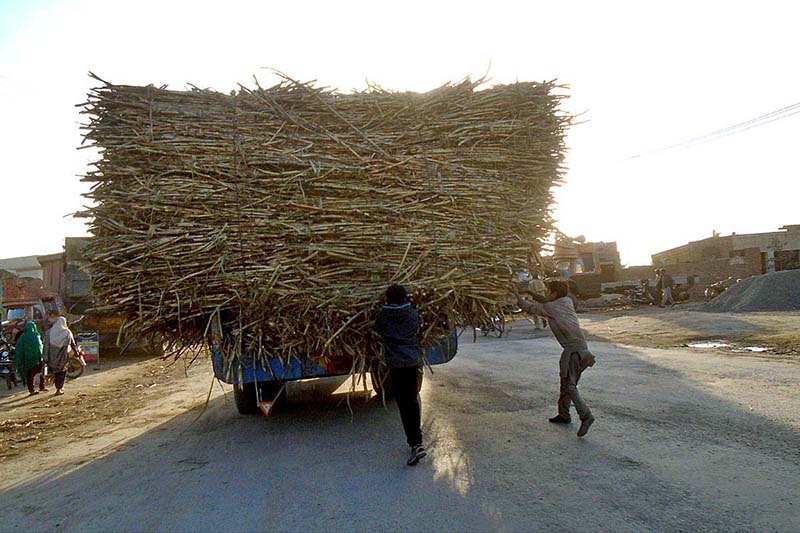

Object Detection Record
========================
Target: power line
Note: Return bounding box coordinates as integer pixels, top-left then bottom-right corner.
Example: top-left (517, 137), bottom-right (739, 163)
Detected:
top-left (676, 102), bottom-right (800, 146)
top-left (628, 101), bottom-right (800, 159)
top-left (704, 107), bottom-right (800, 141)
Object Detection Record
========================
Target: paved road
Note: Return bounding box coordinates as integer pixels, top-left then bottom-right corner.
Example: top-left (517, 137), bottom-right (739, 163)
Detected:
top-left (5, 324), bottom-right (799, 532)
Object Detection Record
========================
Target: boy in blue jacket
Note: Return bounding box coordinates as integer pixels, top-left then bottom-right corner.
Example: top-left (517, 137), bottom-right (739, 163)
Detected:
top-left (374, 284), bottom-right (427, 466)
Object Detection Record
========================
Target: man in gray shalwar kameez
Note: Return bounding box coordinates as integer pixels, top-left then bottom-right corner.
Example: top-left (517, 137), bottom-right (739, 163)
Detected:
top-left (514, 279), bottom-right (596, 437)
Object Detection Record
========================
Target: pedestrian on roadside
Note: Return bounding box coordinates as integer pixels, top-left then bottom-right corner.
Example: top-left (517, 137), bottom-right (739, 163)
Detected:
top-left (373, 284), bottom-right (427, 466)
top-left (529, 273), bottom-right (548, 330)
top-left (661, 270), bottom-right (675, 307)
top-left (640, 279), bottom-right (656, 305)
top-left (654, 268), bottom-right (664, 305)
top-left (44, 316), bottom-right (79, 396)
top-left (15, 321), bottom-right (45, 397)
top-left (514, 279), bottom-right (596, 437)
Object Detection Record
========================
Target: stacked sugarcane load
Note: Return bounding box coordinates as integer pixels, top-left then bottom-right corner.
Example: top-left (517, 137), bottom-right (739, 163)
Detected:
top-left (78, 72), bottom-right (570, 375)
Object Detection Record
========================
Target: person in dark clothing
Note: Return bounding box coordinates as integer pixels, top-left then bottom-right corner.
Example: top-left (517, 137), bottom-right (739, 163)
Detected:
top-left (654, 269), bottom-right (664, 305)
top-left (15, 321), bottom-right (44, 396)
top-left (373, 284), bottom-right (427, 466)
top-left (661, 270), bottom-right (675, 306)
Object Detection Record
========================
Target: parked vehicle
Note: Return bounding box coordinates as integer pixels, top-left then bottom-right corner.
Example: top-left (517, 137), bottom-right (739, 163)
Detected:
top-left (2, 296), bottom-right (63, 342)
top-left (0, 331), bottom-right (18, 389)
top-left (625, 280), bottom-right (657, 305)
top-left (705, 277), bottom-right (737, 300)
top-left (65, 348), bottom-right (87, 380)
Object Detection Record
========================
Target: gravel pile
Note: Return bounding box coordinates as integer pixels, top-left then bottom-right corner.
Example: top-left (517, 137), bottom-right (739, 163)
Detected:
top-left (703, 270), bottom-right (800, 313)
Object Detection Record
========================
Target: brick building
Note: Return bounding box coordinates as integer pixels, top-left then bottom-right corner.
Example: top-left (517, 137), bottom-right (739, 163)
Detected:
top-left (653, 225), bottom-right (800, 272)
top-left (0, 256), bottom-right (43, 279)
top-left (0, 254), bottom-right (66, 295)
top-left (650, 224), bottom-right (800, 296)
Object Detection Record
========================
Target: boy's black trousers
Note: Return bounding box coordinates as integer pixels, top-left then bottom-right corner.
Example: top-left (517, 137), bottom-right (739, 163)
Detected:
top-left (390, 366), bottom-right (424, 448)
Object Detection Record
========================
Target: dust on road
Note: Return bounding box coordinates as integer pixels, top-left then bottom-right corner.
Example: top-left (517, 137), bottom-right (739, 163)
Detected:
top-left (0, 355), bottom-right (213, 469)
top-left (1, 319), bottom-right (798, 532)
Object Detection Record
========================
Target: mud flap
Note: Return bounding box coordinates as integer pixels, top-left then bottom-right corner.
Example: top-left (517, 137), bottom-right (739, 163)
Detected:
top-left (258, 384), bottom-right (286, 417)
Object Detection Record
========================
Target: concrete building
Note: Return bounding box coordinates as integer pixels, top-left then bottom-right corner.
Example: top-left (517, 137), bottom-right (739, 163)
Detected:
top-left (650, 225), bottom-right (800, 297)
top-left (0, 253), bottom-right (67, 294)
top-left (653, 225), bottom-right (800, 274)
top-left (64, 237), bottom-right (92, 310)
top-left (0, 241), bottom-right (92, 310)
top-left (0, 256), bottom-right (43, 279)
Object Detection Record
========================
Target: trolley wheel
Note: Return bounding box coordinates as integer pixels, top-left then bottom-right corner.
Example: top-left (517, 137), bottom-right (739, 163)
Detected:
top-left (233, 383), bottom-right (259, 415)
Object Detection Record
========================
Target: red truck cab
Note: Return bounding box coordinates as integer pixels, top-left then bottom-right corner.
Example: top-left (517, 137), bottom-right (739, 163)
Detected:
top-left (2, 299), bottom-right (61, 342)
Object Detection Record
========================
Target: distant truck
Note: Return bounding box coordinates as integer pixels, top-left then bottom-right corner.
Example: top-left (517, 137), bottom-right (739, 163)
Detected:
top-left (2, 239), bottom-right (162, 356)
top-left (3, 298), bottom-right (59, 340)
top-left (1, 276), bottom-right (66, 342)
top-left (62, 237), bottom-right (162, 356)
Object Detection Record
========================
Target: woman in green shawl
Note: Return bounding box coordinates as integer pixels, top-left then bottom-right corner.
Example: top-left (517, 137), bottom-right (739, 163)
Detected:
top-left (15, 321), bottom-right (44, 396)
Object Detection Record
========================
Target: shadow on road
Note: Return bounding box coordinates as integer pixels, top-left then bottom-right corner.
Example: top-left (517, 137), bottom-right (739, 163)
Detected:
top-left (421, 333), bottom-right (800, 531)
top-left (3, 375), bottom-right (498, 532)
top-left (4, 337), bottom-right (800, 532)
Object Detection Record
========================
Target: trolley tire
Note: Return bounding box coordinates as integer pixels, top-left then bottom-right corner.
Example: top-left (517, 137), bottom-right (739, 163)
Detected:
top-left (233, 383), bottom-right (260, 415)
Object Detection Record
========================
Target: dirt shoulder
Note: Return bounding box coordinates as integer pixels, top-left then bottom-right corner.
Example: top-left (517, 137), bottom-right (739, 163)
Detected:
top-left (0, 353), bottom-right (219, 486)
top-left (577, 304), bottom-right (800, 355)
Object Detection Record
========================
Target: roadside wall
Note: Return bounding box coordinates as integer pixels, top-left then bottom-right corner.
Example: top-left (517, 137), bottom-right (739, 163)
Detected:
top-left (617, 249), bottom-right (762, 300)
top-left (659, 248), bottom-right (763, 299)
top-left (2, 277), bottom-right (49, 303)
top-left (621, 265), bottom-right (655, 282)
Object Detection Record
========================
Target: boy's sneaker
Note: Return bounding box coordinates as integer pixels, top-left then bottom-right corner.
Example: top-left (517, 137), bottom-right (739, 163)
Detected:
top-left (548, 415), bottom-right (571, 424)
top-left (577, 415), bottom-right (595, 437)
top-left (407, 445), bottom-right (427, 466)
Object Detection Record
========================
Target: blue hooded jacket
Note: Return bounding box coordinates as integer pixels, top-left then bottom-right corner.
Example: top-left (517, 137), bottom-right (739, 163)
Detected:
top-left (374, 302), bottom-right (422, 368)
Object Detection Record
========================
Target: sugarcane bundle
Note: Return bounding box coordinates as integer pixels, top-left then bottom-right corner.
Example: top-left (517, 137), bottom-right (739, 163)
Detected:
top-left (78, 72), bottom-right (569, 373)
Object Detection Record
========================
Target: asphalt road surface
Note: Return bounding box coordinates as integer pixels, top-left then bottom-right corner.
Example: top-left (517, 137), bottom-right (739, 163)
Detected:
top-left (5, 323), bottom-right (799, 532)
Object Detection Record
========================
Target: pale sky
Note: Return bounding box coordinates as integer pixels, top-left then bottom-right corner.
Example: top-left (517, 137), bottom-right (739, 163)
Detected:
top-left (1, 0), bottom-right (798, 265)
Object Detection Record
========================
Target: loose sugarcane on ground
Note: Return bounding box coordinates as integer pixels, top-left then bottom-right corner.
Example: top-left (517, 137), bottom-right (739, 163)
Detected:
top-left (78, 72), bottom-right (570, 374)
